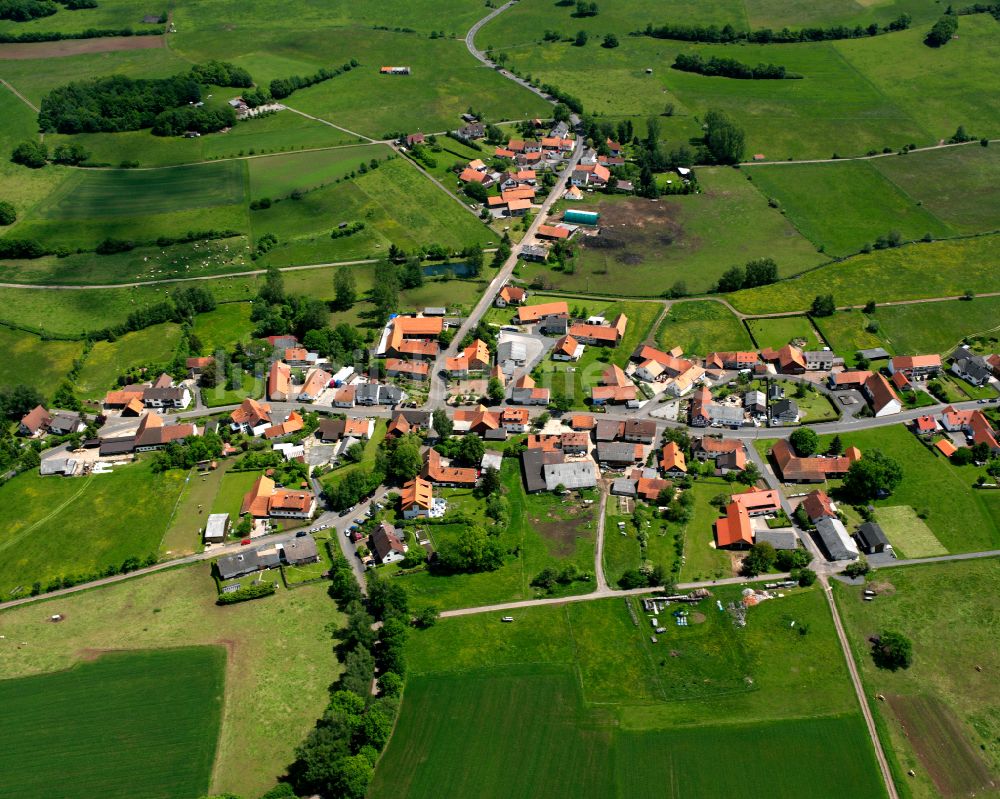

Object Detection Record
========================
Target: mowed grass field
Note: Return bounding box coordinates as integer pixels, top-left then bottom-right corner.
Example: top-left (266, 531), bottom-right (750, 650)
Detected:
top-left (870, 144), bottom-right (1000, 234)
top-left (809, 425), bottom-right (1000, 554)
top-left (833, 559), bottom-right (1000, 799)
top-left (521, 168), bottom-right (823, 296)
top-left (192, 302), bottom-right (252, 353)
top-left (0, 326), bottom-right (84, 397)
top-left (371, 590), bottom-right (887, 798)
top-left (811, 310), bottom-right (885, 358)
top-left (247, 143), bottom-right (390, 200)
top-left (728, 234), bottom-right (1000, 314)
top-left (0, 564), bottom-right (341, 797)
top-left (252, 156), bottom-right (491, 266)
top-left (0, 647), bottom-right (224, 799)
top-left (872, 506), bottom-right (946, 558)
top-left (11, 161), bottom-right (250, 250)
top-left (872, 296), bottom-right (1000, 355)
top-left (746, 160), bottom-right (954, 257)
top-left (657, 299), bottom-right (753, 356)
top-left (45, 112), bottom-right (361, 168)
top-left (0, 459), bottom-right (185, 599)
top-left (747, 315), bottom-right (824, 350)
top-left (76, 322), bottom-right (182, 399)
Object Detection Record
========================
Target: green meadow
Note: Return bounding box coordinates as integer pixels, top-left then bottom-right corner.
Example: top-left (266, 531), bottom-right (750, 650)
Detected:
top-left (0, 459), bottom-right (186, 598)
top-left (0, 326), bottom-right (84, 397)
top-left (0, 565), bottom-right (341, 797)
top-left (871, 144), bottom-right (1000, 234)
top-left (746, 160), bottom-right (954, 257)
top-left (811, 309), bottom-right (885, 357)
top-left (0, 647), bottom-right (225, 799)
top-left (75, 322), bottom-right (182, 398)
top-left (657, 299), bottom-right (753, 356)
top-left (45, 111), bottom-right (361, 169)
top-left (833, 559), bottom-right (1000, 799)
top-left (12, 160), bottom-right (249, 250)
top-left (247, 143), bottom-right (391, 200)
top-left (872, 296), bottom-right (1000, 355)
top-left (251, 156), bottom-right (491, 265)
top-left (747, 315), bottom-right (824, 350)
top-left (372, 589), bottom-right (887, 798)
top-left (728, 234), bottom-right (1000, 314)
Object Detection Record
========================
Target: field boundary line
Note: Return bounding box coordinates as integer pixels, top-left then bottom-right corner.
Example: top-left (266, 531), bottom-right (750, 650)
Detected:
top-left (822, 575), bottom-right (900, 799)
top-left (282, 105), bottom-right (376, 143)
top-left (740, 138), bottom-right (1000, 167)
top-left (0, 76), bottom-right (38, 113)
top-left (391, 143), bottom-right (487, 222)
top-left (0, 476), bottom-right (92, 557)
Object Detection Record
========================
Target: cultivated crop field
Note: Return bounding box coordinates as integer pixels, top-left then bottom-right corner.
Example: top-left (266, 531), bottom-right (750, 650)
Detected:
top-left (833, 559), bottom-right (1000, 799)
top-left (0, 459), bottom-right (185, 599)
top-left (657, 299), bottom-right (752, 356)
top-left (372, 590), bottom-right (886, 798)
top-left (0, 646), bottom-right (225, 799)
top-left (0, 564), bottom-right (341, 797)
top-left (522, 168), bottom-right (823, 296)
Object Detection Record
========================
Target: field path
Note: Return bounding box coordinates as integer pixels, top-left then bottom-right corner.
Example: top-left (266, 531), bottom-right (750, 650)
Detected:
top-left (390, 142), bottom-right (487, 221)
top-left (282, 105), bottom-right (376, 144)
top-left (593, 484), bottom-right (609, 591)
top-left (0, 77), bottom-right (38, 113)
top-left (740, 138), bottom-right (1000, 167)
top-left (0, 476), bottom-right (92, 558)
top-left (821, 575), bottom-right (901, 799)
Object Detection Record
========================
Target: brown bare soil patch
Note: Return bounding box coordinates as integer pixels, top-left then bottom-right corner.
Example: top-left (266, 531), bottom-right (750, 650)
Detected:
top-left (530, 506), bottom-right (593, 557)
top-left (867, 580), bottom-right (895, 596)
top-left (886, 693), bottom-right (996, 797)
top-left (689, 612), bottom-right (706, 624)
top-left (0, 35), bottom-right (164, 60)
top-left (576, 197), bottom-right (686, 268)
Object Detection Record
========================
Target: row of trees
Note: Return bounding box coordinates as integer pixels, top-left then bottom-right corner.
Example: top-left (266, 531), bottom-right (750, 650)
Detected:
top-left (289, 563), bottom-right (416, 799)
top-left (640, 14), bottom-right (911, 44)
top-left (0, 24), bottom-right (161, 43)
top-left (673, 53), bottom-right (800, 80)
top-left (715, 257), bottom-right (779, 293)
top-left (268, 60), bottom-right (359, 100)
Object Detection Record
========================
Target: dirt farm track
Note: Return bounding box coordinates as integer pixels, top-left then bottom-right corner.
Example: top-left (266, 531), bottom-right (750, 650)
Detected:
top-left (0, 35), bottom-right (164, 60)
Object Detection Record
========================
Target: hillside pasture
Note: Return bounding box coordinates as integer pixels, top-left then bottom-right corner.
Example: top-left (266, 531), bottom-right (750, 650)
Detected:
top-left (0, 459), bottom-right (185, 599)
top-left (746, 160), bottom-right (954, 257)
top-left (0, 647), bottom-right (224, 799)
top-left (0, 326), bottom-right (84, 397)
top-left (833, 558), bottom-right (1000, 799)
top-left (523, 168), bottom-right (823, 296)
top-left (873, 296), bottom-right (1000, 355)
top-left (251, 157), bottom-right (491, 266)
top-left (811, 310), bottom-right (885, 358)
top-left (75, 322), bottom-right (182, 399)
top-left (870, 144), bottom-right (1000, 235)
top-left (12, 161), bottom-right (249, 250)
top-left (247, 143), bottom-right (391, 200)
top-left (872, 505), bottom-right (947, 558)
top-left (0, 564), bottom-right (341, 797)
top-left (193, 302), bottom-right (252, 352)
top-left (656, 299), bottom-right (753, 356)
top-left (728, 235), bottom-right (1000, 314)
top-left (44, 111), bottom-right (360, 168)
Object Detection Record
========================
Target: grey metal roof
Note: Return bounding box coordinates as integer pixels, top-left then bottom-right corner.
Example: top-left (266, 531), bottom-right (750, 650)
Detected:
top-left (205, 513), bottom-right (229, 540)
top-left (596, 441), bottom-right (639, 463)
top-left (498, 341), bottom-right (527, 362)
top-left (755, 529), bottom-right (798, 550)
top-left (610, 478), bottom-right (636, 496)
top-left (543, 460), bottom-right (597, 491)
top-left (858, 348), bottom-right (890, 360)
top-left (815, 517), bottom-right (860, 561)
top-left (520, 448), bottom-right (563, 493)
top-left (856, 522), bottom-right (889, 550)
top-left (283, 536), bottom-right (318, 564)
top-left (708, 405), bottom-right (744, 424)
top-left (772, 399), bottom-right (799, 419)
